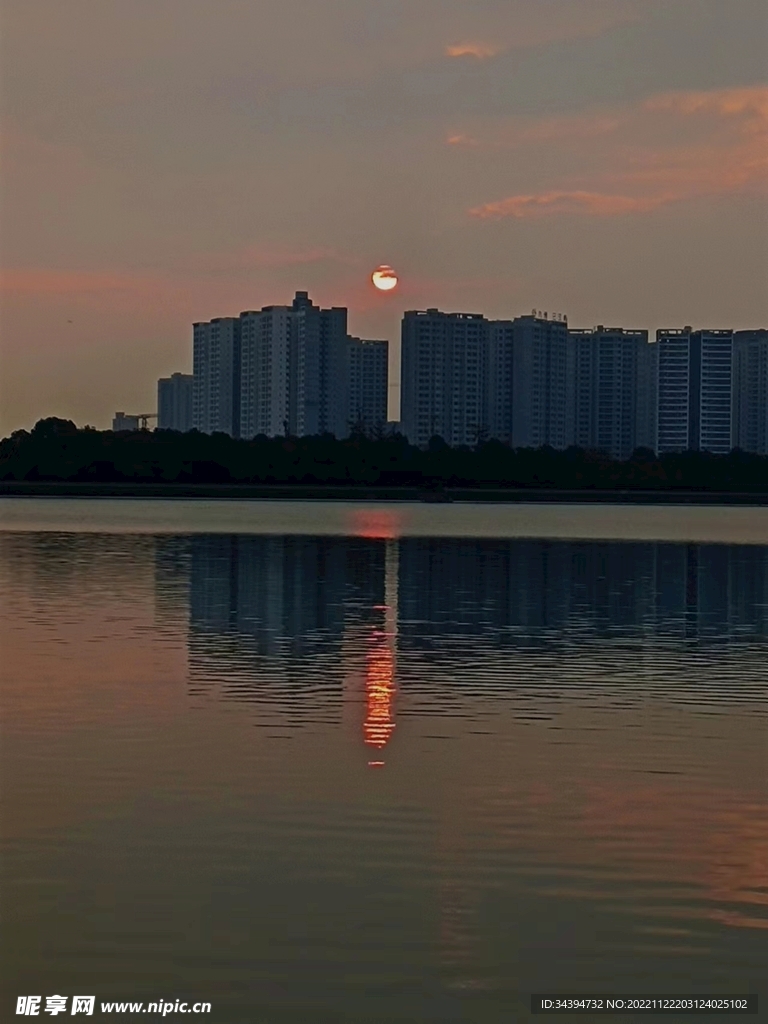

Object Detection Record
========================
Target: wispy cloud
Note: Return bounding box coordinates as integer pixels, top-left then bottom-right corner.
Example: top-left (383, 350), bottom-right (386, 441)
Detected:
top-left (466, 84), bottom-right (768, 220)
top-left (446, 112), bottom-right (622, 149)
top-left (446, 133), bottom-right (480, 147)
top-left (470, 190), bottom-right (673, 220)
top-left (445, 42), bottom-right (500, 59)
top-left (644, 85), bottom-right (768, 129)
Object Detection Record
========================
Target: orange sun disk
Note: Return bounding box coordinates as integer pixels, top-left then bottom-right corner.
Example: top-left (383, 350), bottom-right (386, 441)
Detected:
top-left (371, 265), bottom-right (398, 291)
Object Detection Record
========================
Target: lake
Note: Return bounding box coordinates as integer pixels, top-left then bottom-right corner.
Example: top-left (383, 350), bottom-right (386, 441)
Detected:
top-left (1, 500), bottom-right (766, 1022)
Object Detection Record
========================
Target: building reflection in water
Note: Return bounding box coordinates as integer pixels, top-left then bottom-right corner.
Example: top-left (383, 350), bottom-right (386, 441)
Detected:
top-left (174, 536), bottom-right (768, 723)
top-left (161, 532), bottom-right (768, 989)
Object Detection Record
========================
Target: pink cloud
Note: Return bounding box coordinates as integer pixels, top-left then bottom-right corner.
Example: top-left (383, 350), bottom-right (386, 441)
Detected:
top-left (466, 84), bottom-right (768, 220)
top-left (469, 190), bottom-right (674, 220)
top-left (644, 85), bottom-right (768, 129)
top-left (445, 43), bottom-right (500, 59)
top-left (446, 133), bottom-right (480, 147)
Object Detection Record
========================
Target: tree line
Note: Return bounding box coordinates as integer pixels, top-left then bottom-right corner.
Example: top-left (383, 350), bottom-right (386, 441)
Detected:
top-left (1, 417), bottom-right (767, 492)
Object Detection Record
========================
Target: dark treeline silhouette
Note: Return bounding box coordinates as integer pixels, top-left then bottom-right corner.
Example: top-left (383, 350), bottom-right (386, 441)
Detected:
top-left (2, 417), bottom-right (768, 492)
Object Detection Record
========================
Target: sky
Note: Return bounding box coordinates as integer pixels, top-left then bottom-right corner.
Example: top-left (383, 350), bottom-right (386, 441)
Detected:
top-left (1, 0), bottom-right (767, 433)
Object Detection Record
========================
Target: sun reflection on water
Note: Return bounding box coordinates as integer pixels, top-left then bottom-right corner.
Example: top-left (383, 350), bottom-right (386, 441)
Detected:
top-left (364, 627), bottom-right (396, 763)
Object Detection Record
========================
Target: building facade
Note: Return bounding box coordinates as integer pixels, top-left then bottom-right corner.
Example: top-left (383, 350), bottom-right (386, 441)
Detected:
top-left (511, 315), bottom-right (571, 450)
top-left (401, 310), bottom-right (577, 451)
top-left (157, 373), bottom-right (193, 432)
top-left (348, 338), bottom-right (389, 436)
top-left (239, 292), bottom-right (356, 440)
top-left (239, 304), bottom-right (295, 439)
top-left (569, 327), bottom-right (650, 460)
top-left (192, 317), bottom-right (241, 437)
top-left (400, 309), bottom-right (490, 447)
top-left (656, 328), bottom-right (733, 454)
top-left (486, 320), bottom-right (515, 444)
top-left (294, 293), bottom-right (349, 438)
top-left (733, 330), bottom-right (768, 455)
top-left (194, 292), bottom-right (386, 441)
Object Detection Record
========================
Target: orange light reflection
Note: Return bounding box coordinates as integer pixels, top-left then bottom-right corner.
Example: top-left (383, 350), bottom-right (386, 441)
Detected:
top-left (363, 627), bottom-right (396, 758)
top-left (349, 509), bottom-right (402, 540)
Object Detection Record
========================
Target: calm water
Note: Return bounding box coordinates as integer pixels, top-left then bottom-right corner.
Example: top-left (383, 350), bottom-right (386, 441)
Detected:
top-left (2, 501), bottom-right (767, 1023)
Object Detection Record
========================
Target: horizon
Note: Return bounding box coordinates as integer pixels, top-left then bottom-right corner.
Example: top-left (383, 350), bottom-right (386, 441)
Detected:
top-left (4, 286), bottom-right (766, 432)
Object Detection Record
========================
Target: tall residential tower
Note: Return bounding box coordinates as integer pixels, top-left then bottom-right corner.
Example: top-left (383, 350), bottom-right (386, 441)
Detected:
top-left (158, 373), bottom-right (193, 432)
top-left (192, 317), bottom-right (241, 436)
top-left (656, 328), bottom-right (733, 454)
top-left (400, 309), bottom-right (490, 447)
top-left (510, 315), bottom-right (571, 450)
top-left (569, 326), bottom-right (650, 459)
top-left (733, 329), bottom-right (768, 455)
top-left (193, 293), bottom-right (387, 440)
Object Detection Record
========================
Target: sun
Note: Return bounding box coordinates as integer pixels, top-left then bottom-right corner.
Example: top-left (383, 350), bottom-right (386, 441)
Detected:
top-left (371, 265), bottom-right (398, 292)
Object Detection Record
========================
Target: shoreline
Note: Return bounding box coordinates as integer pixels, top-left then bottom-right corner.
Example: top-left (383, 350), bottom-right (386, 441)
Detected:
top-left (2, 481), bottom-right (768, 505)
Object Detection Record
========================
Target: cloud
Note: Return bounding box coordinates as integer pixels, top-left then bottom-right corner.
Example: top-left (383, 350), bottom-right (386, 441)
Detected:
top-left (644, 85), bottom-right (768, 130)
top-left (612, 86), bottom-right (768, 198)
top-left (469, 190), bottom-right (673, 220)
top-left (445, 43), bottom-right (500, 59)
top-left (466, 84), bottom-right (768, 220)
top-left (446, 112), bottom-right (623, 149)
top-left (446, 133), bottom-right (480, 147)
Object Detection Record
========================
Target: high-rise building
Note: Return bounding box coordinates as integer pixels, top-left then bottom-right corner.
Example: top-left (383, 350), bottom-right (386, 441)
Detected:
top-left (239, 304), bottom-right (294, 439)
top-left (656, 328), bottom-right (733, 454)
top-left (400, 309), bottom-right (490, 447)
top-left (511, 315), bottom-right (572, 450)
top-left (569, 326), bottom-right (650, 460)
top-left (294, 292), bottom-right (349, 438)
top-left (733, 329), bottom-right (768, 455)
top-left (239, 292), bottom-right (353, 439)
top-left (656, 329), bottom-right (690, 453)
top-left (192, 317), bottom-right (241, 437)
top-left (347, 338), bottom-right (388, 436)
top-left (636, 341), bottom-right (658, 453)
top-left (486, 320), bottom-right (515, 444)
top-left (157, 373), bottom-right (193, 432)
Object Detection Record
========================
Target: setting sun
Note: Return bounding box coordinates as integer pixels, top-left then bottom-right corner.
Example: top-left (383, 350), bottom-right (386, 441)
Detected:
top-left (371, 265), bottom-right (398, 291)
